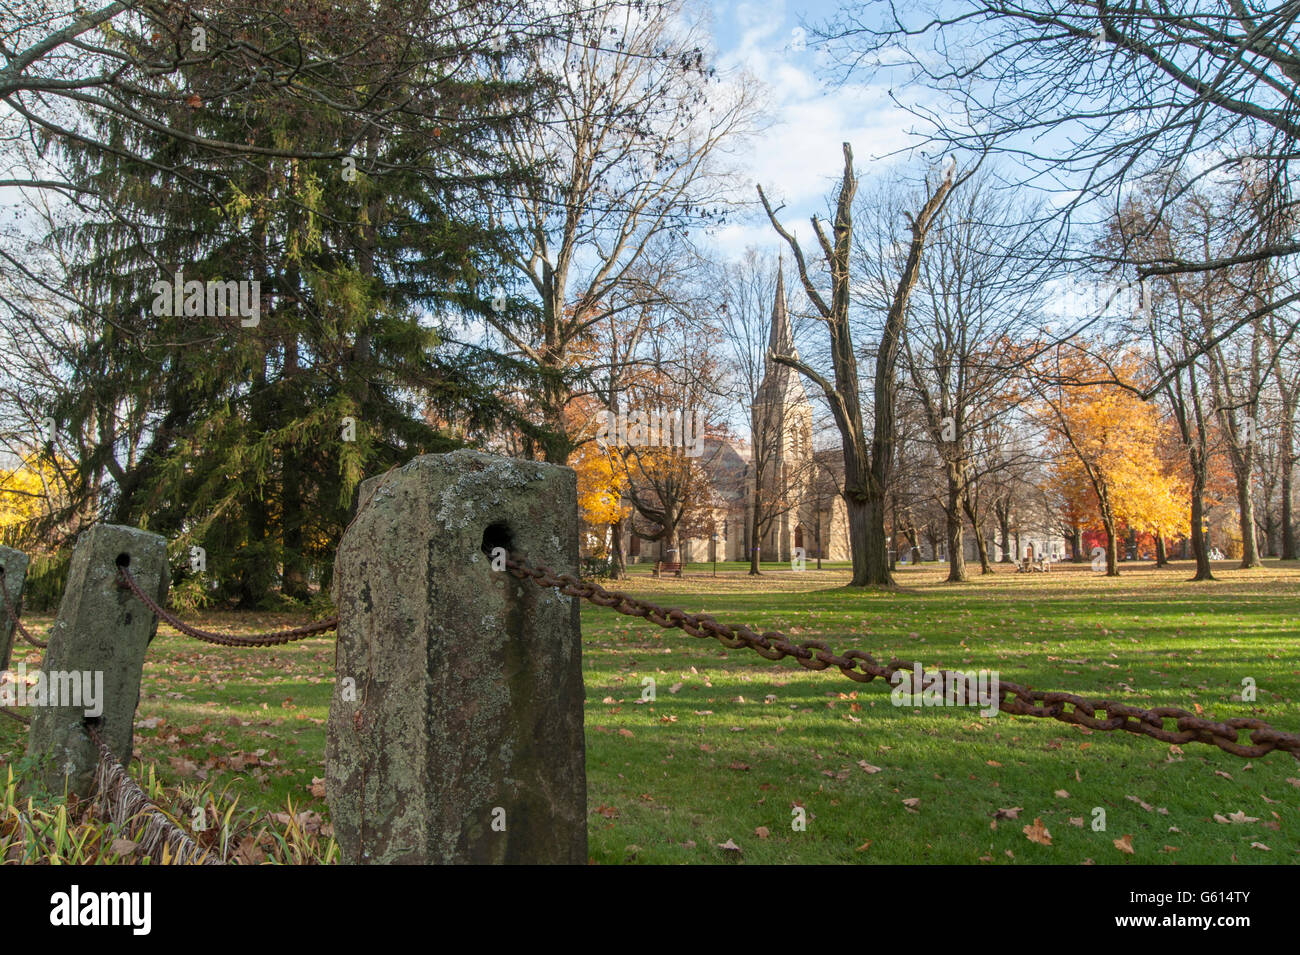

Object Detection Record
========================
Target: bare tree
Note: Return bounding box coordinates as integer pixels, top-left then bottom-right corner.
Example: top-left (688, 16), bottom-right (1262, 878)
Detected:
top-left (758, 143), bottom-right (959, 586)
top-left (482, 0), bottom-right (757, 463)
top-left (876, 170), bottom-right (1047, 580)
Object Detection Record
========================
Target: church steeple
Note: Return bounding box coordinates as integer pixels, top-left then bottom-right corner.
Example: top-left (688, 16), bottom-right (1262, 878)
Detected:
top-left (768, 255), bottom-right (797, 361)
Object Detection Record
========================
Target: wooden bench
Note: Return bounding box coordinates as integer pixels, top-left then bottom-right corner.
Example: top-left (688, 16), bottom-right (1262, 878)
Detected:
top-left (1016, 556), bottom-right (1051, 573)
top-left (653, 561), bottom-right (683, 578)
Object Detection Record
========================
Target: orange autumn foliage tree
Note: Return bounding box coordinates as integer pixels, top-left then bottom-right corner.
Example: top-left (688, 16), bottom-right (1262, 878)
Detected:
top-left (1037, 348), bottom-right (1188, 575)
top-left (566, 399), bottom-right (627, 558)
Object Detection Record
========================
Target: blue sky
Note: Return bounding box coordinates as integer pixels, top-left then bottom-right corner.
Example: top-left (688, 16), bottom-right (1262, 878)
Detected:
top-left (701, 0), bottom-right (929, 258)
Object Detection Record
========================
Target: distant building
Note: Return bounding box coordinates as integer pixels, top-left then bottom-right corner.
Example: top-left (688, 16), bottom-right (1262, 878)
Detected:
top-left (628, 264), bottom-right (851, 565)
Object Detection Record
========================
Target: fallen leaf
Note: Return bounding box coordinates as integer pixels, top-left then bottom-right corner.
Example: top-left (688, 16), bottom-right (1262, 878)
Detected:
top-left (1250, 842), bottom-right (1271, 851)
top-left (855, 840), bottom-right (871, 852)
top-left (111, 837), bottom-right (138, 857)
top-left (1054, 789), bottom-right (1070, 798)
top-left (1213, 810), bottom-right (1259, 824)
top-left (857, 761), bottom-right (883, 774)
top-left (618, 728), bottom-right (634, 738)
top-left (1113, 834), bottom-right (1134, 854)
top-left (717, 838), bottom-right (742, 855)
top-left (754, 826), bottom-right (770, 839)
top-left (1023, 818), bottom-right (1052, 846)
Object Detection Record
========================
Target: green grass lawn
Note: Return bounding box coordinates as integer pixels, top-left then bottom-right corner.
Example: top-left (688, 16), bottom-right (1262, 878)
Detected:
top-left (2, 558), bottom-right (1297, 864)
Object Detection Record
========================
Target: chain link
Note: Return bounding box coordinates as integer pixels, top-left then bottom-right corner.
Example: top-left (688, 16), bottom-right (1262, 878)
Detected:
top-left (0, 568), bottom-right (47, 648)
top-left (505, 556), bottom-right (1300, 762)
top-left (117, 567), bottom-right (337, 647)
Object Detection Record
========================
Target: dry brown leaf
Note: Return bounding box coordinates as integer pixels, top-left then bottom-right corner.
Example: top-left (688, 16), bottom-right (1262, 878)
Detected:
top-left (1023, 817), bottom-right (1052, 846)
top-left (754, 826), bottom-right (770, 839)
top-left (1113, 834), bottom-right (1135, 854)
top-left (1214, 811), bottom-right (1259, 824)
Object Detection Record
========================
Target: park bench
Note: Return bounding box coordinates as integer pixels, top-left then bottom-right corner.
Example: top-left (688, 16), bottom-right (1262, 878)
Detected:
top-left (1016, 556), bottom-right (1051, 573)
top-left (653, 560), bottom-right (683, 578)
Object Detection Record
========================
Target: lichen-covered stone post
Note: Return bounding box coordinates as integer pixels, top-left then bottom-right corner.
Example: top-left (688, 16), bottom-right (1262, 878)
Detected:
top-left (327, 450), bottom-right (586, 864)
top-left (0, 545), bottom-right (30, 671)
top-left (26, 525), bottom-right (168, 798)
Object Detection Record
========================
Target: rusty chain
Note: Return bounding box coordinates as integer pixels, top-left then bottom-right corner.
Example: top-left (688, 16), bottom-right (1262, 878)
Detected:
top-left (117, 566), bottom-right (337, 647)
top-left (505, 555), bottom-right (1300, 762)
top-left (0, 568), bottom-right (47, 648)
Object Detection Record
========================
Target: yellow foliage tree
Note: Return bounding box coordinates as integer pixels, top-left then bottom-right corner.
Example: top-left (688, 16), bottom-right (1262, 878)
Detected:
top-left (0, 452), bottom-right (73, 531)
top-left (1039, 349), bottom-right (1188, 574)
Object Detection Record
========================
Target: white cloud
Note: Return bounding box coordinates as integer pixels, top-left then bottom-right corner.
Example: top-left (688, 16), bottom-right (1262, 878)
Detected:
top-left (706, 1), bottom-right (925, 260)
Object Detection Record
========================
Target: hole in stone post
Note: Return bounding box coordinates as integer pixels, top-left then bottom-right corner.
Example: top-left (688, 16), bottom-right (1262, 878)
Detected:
top-left (115, 553), bottom-right (131, 569)
top-left (481, 522), bottom-right (515, 557)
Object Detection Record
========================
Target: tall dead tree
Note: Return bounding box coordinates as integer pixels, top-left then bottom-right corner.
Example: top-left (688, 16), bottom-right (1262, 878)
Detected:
top-left (757, 142), bottom-right (956, 586)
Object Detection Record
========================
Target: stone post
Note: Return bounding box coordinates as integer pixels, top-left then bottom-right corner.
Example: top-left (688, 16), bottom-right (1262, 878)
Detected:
top-left (0, 545), bottom-right (30, 671)
top-left (327, 450), bottom-right (586, 864)
top-left (26, 525), bottom-right (168, 798)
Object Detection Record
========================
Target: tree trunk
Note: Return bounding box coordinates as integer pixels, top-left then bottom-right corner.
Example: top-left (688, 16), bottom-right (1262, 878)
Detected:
top-left (1104, 518), bottom-right (1119, 576)
top-left (962, 494), bottom-right (992, 574)
top-left (280, 299), bottom-right (309, 601)
top-left (1189, 487), bottom-right (1215, 581)
top-left (1283, 461), bottom-right (1296, 560)
top-left (1071, 524), bottom-right (1083, 562)
top-left (997, 505), bottom-right (1012, 563)
top-left (846, 493), bottom-right (891, 586)
top-left (945, 478), bottom-right (967, 583)
top-left (609, 518), bottom-right (626, 579)
top-left (1155, 534), bottom-right (1168, 567)
top-left (1236, 458), bottom-right (1263, 568)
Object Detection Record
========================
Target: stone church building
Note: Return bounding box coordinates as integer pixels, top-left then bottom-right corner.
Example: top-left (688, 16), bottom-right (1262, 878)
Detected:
top-left (627, 266), bottom-right (853, 566)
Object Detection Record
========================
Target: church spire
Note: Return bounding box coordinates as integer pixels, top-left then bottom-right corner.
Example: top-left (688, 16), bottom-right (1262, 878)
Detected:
top-left (768, 254), bottom-right (796, 360)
